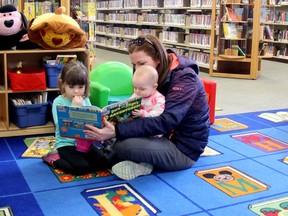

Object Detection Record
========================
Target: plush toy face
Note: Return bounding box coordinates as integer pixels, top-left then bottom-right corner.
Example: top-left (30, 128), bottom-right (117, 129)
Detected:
top-left (28, 7), bottom-right (87, 50)
top-left (40, 27), bottom-right (75, 48)
top-left (0, 8), bottom-right (23, 36)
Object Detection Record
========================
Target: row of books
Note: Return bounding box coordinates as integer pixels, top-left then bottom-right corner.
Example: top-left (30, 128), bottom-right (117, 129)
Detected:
top-left (0, 0), bottom-right (16, 7)
top-left (94, 13), bottom-right (212, 29)
top-left (95, 0), bottom-right (219, 9)
top-left (259, 44), bottom-right (288, 58)
top-left (266, 11), bottom-right (288, 23)
top-left (189, 14), bottom-right (212, 28)
top-left (187, 33), bottom-right (211, 48)
top-left (162, 31), bottom-right (185, 43)
top-left (142, 13), bottom-right (160, 24)
top-left (164, 14), bottom-right (186, 26)
top-left (10, 92), bottom-right (48, 105)
top-left (165, 47), bottom-right (210, 67)
top-left (23, 1), bottom-right (59, 21)
top-left (43, 55), bottom-right (77, 66)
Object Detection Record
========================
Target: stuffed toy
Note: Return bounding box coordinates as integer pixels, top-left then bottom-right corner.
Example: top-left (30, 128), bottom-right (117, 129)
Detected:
top-left (0, 4), bottom-right (38, 50)
top-left (28, 6), bottom-right (87, 50)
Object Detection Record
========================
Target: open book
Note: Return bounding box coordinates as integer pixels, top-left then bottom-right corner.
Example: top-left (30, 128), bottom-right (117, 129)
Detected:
top-left (57, 96), bottom-right (142, 140)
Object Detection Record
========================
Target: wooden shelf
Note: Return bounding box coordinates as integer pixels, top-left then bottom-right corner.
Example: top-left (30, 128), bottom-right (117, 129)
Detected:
top-left (1, 122), bottom-right (55, 138)
top-left (218, 54), bottom-right (246, 59)
top-left (0, 48), bottom-right (89, 138)
top-left (209, 0), bottom-right (265, 79)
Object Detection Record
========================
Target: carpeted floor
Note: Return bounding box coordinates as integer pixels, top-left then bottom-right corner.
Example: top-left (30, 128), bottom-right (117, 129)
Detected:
top-left (0, 109), bottom-right (288, 216)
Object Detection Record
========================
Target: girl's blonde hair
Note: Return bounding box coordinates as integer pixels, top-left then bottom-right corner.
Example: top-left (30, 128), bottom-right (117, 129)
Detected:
top-left (58, 60), bottom-right (89, 98)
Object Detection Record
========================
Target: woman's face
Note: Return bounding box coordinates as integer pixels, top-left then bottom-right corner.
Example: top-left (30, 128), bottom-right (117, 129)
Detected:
top-left (129, 50), bottom-right (159, 70)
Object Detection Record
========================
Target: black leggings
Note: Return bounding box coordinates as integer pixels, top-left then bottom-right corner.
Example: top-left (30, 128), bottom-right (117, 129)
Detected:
top-left (53, 145), bottom-right (110, 176)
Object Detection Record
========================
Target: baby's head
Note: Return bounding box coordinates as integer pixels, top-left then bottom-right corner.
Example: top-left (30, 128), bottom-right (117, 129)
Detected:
top-left (132, 65), bottom-right (158, 98)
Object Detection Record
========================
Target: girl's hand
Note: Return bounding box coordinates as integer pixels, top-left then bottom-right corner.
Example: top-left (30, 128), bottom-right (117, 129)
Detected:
top-left (84, 118), bottom-right (116, 141)
top-left (72, 96), bottom-right (83, 106)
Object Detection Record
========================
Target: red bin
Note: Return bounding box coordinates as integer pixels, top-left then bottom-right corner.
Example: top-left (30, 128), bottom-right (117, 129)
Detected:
top-left (8, 68), bottom-right (46, 91)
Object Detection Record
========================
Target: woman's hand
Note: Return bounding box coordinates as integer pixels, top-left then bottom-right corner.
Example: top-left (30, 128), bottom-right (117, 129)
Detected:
top-left (84, 118), bottom-right (116, 141)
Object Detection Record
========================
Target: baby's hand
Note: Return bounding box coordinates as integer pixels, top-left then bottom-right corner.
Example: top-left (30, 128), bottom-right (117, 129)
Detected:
top-left (132, 109), bottom-right (143, 118)
top-left (72, 96), bottom-right (83, 106)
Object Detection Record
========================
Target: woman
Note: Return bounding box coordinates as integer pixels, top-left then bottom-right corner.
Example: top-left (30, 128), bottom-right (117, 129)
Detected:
top-left (84, 34), bottom-right (210, 180)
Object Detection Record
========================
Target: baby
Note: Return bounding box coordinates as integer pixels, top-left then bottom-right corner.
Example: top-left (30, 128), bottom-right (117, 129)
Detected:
top-left (131, 65), bottom-right (165, 118)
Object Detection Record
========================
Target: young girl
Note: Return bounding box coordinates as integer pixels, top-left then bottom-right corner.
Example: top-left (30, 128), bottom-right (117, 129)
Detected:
top-left (42, 61), bottom-right (107, 175)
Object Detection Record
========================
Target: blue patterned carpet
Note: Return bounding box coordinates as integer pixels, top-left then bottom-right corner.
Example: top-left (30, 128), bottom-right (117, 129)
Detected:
top-left (1, 109), bottom-right (288, 216)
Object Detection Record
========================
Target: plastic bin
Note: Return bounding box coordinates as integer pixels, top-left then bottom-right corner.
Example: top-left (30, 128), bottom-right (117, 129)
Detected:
top-left (10, 102), bottom-right (49, 128)
top-left (8, 68), bottom-right (46, 91)
top-left (44, 64), bottom-right (63, 88)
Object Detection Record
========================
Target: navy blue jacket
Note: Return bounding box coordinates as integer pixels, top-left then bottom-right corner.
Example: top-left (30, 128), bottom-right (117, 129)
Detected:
top-left (115, 50), bottom-right (210, 161)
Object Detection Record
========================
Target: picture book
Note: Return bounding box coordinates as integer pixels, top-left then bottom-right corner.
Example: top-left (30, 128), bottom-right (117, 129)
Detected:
top-left (223, 23), bottom-right (238, 39)
top-left (232, 45), bottom-right (245, 56)
top-left (55, 55), bottom-right (77, 65)
top-left (22, 136), bottom-right (55, 158)
top-left (0, 206), bottom-right (14, 216)
top-left (226, 7), bottom-right (239, 21)
top-left (57, 96), bottom-right (142, 140)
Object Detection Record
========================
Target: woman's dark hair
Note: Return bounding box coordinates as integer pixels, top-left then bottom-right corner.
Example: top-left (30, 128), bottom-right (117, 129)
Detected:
top-left (58, 60), bottom-right (89, 98)
top-left (128, 34), bottom-right (171, 86)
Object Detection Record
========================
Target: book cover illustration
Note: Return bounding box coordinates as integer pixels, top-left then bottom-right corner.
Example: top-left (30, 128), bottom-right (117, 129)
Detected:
top-left (258, 111), bottom-right (288, 123)
top-left (0, 206), bottom-right (13, 216)
top-left (57, 96), bottom-right (142, 140)
top-left (22, 136), bottom-right (55, 158)
top-left (82, 183), bottom-right (159, 215)
top-left (223, 23), bottom-right (238, 39)
top-left (211, 118), bottom-right (249, 132)
top-left (226, 7), bottom-right (239, 21)
top-left (55, 54), bottom-right (77, 65)
top-left (195, 166), bottom-right (269, 197)
top-left (231, 132), bottom-right (288, 152)
top-left (248, 196), bottom-right (288, 215)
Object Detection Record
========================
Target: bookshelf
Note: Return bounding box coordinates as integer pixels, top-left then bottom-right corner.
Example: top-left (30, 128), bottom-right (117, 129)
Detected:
top-left (0, 48), bottom-right (89, 138)
top-left (209, 0), bottom-right (272, 79)
top-left (75, 0), bottom-right (222, 70)
top-left (261, 1), bottom-right (288, 60)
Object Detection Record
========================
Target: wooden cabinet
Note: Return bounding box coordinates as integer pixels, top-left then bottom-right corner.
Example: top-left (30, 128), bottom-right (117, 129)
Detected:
top-left (209, 0), bottom-right (272, 79)
top-left (0, 48), bottom-right (89, 137)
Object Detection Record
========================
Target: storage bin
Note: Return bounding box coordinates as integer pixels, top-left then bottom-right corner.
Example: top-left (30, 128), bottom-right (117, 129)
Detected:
top-left (10, 102), bottom-right (49, 128)
top-left (44, 64), bottom-right (63, 88)
top-left (8, 68), bottom-right (46, 91)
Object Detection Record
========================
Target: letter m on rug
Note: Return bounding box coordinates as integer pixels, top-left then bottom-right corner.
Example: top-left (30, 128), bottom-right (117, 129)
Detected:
top-left (195, 166), bottom-right (269, 197)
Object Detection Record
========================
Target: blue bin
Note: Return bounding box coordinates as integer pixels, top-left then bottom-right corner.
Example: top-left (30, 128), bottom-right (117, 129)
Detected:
top-left (44, 64), bottom-right (63, 88)
top-left (10, 102), bottom-right (49, 128)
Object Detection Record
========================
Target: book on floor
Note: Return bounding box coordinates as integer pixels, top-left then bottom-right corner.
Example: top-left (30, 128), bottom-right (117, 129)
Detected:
top-left (57, 96), bottom-right (142, 140)
top-left (22, 136), bottom-right (55, 158)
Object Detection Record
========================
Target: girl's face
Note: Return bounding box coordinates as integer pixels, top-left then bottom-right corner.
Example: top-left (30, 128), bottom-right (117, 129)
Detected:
top-left (129, 50), bottom-right (159, 70)
top-left (63, 84), bottom-right (85, 100)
